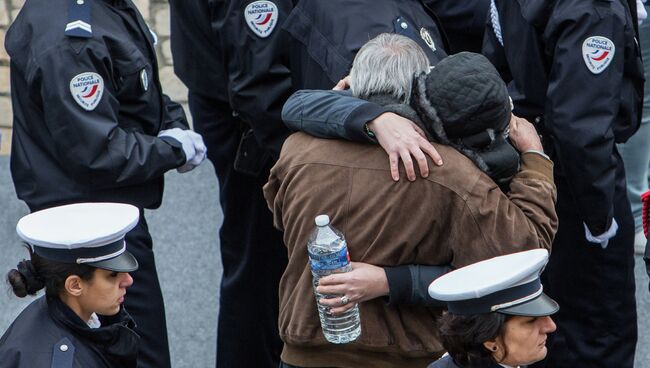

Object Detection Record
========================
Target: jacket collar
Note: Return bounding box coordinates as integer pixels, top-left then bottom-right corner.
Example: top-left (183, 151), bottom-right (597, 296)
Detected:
top-left (47, 296), bottom-right (140, 368)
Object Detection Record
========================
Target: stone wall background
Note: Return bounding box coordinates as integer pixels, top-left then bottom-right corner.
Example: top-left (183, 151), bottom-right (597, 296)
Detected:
top-left (0, 0), bottom-right (188, 155)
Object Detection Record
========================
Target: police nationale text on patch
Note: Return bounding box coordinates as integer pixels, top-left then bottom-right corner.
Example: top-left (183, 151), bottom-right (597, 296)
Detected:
top-left (582, 36), bottom-right (615, 74)
top-left (70, 72), bottom-right (104, 111)
top-left (244, 1), bottom-right (278, 38)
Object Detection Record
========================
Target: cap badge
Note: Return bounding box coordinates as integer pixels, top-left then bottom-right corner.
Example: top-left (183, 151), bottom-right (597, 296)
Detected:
top-left (244, 1), bottom-right (278, 38)
top-left (582, 36), bottom-right (615, 74)
top-left (420, 27), bottom-right (436, 52)
top-left (70, 72), bottom-right (104, 111)
top-left (140, 69), bottom-right (149, 92)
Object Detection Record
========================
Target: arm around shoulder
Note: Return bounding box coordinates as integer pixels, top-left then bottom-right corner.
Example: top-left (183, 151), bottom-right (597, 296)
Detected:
top-left (282, 89), bottom-right (386, 142)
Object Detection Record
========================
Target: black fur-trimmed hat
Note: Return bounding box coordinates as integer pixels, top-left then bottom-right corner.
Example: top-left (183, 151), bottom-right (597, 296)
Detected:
top-left (411, 52), bottom-right (519, 184)
top-left (412, 52), bottom-right (511, 142)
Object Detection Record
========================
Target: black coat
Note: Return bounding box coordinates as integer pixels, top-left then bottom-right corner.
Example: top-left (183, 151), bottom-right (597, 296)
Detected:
top-left (0, 297), bottom-right (139, 368)
top-left (168, 0), bottom-right (229, 102)
top-left (183, 0), bottom-right (490, 159)
top-left (207, 0), bottom-right (296, 159)
top-left (483, 0), bottom-right (644, 235)
top-left (425, 0), bottom-right (491, 53)
top-left (283, 0), bottom-right (450, 91)
top-left (5, 0), bottom-right (188, 212)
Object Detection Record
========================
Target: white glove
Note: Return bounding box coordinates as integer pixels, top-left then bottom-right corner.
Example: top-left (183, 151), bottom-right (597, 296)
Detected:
top-left (584, 219), bottom-right (618, 249)
top-left (177, 131), bottom-right (207, 173)
top-left (158, 128), bottom-right (197, 165)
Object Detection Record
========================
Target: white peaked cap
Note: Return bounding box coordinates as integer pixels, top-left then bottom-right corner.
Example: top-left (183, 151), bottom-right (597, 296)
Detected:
top-left (16, 202), bottom-right (139, 272)
top-left (429, 249), bottom-right (558, 316)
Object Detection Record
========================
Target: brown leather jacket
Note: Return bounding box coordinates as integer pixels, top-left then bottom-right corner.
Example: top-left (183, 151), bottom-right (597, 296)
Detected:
top-left (263, 133), bottom-right (558, 368)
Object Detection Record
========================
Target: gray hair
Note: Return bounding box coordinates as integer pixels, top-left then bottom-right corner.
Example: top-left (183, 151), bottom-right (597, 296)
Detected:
top-left (350, 33), bottom-right (429, 103)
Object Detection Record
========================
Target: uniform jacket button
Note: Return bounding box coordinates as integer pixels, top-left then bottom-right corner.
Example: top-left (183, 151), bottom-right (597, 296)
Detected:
top-left (60, 344), bottom-right (68, 352)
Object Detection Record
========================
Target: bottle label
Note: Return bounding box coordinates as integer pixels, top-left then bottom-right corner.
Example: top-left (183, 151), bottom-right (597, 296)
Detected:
top-left (309, 247), bottom-right (350, 271)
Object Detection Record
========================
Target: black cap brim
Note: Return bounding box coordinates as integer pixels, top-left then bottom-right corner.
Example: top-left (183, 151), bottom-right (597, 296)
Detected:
top-left (498, 292), bottom-right (559, 317)
top-left (86, 250), bottom-right (139, 272)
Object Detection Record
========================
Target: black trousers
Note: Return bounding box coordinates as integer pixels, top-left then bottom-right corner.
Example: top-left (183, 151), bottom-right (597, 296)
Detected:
top-left (189, 92), bottom-right (287, 368)
top-left (531, 153), bottom-right (637, 368)
top-left (124, 212), bottom-right (171, 368)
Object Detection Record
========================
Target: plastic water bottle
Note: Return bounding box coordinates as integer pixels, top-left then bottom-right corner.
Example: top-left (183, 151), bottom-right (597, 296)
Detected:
top-left (307, 214), bottom-right (361, 344)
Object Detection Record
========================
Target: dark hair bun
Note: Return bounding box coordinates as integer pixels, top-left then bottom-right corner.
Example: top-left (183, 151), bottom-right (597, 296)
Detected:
top-left (7, 260), bottom-right (45, 297)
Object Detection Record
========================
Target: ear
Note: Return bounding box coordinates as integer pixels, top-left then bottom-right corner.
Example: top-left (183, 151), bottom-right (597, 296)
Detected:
top-left (483, 340), bottom-right (498, 352)
top-left (64, 275), bottom-right (84, 297)
top-left (484, 338), bottom-right (505, 361)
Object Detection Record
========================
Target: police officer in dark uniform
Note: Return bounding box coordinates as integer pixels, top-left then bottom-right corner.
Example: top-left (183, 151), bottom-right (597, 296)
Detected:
top-left (1, 203), bottom-right (141, 368)
top-left (483, 1), bottom-right (643, 367)
top-left (5, 1), bottom-right (207, 367)
top-left (170, 1), bottom-right (291, 366)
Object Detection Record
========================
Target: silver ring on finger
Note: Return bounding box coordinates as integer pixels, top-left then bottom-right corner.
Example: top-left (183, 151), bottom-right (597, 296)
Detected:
top-left (340, 295), bottom-right (350, 305)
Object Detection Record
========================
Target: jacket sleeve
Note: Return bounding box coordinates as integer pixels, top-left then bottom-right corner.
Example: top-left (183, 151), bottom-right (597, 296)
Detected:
top-left (282, 89), bottom-right (387, 143)
top-left (34, 45), bottom-right (186, 189)
top-left (384, 265), bottom-right (449, 306)
top-left (0, 330), bottom-right (50, 368)
top-left (162, 94), bottom-right (190, 130)
top-left (543, 5), bottom-right (628, 235)
top-left (447, 152), bottom-right (558, 268)
top-left (213, 0), bottom-right (294, 159)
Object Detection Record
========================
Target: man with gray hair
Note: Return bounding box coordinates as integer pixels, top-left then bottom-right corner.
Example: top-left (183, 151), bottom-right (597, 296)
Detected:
top-left (264, 33), bottom-right (558, 367)
top-left (348, 33), bottom-right (429, 103)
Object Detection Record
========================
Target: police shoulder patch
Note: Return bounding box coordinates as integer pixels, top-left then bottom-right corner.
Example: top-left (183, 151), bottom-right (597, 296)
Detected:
top-left (70, 72), bottom-right (104, 111)
top-left (582, 36), bottom-right (615, 74)
top-left (244, 1), bottom-right (278, 38)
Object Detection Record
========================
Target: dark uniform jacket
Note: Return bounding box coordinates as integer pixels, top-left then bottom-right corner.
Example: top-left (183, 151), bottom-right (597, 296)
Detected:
top-left (203, 0), bottom-right (490, 158)
top-left (264, 133), bottom-right (558, 368)
top-left (425, 0), bottom-right (491, 53)
top-left (280, 0), bottom-right (460, 146)
top-left (484, 0), bottom-right (644, 235)
top-left (0, 297), bottom-right (139, 368)
top-left (208, 0), bottom-right (296, 159)
top-left (169, 0), bottom-right (228, 102)
top-left (284, 0), bottom-right (449, 91)
top-left (5, 0), bottom-right (188, 212)
top-left (428, 354), bottom-right (503, 368)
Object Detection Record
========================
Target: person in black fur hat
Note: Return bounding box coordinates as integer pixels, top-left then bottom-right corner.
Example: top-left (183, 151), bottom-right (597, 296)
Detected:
top-left (411, 52), bottom-right (521, 188)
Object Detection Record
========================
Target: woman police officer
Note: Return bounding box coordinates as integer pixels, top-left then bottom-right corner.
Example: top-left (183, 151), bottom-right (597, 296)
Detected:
top-left (0, 203), bottom-right (142, 368)
top-left (428, 249), bottom-right (558, 368)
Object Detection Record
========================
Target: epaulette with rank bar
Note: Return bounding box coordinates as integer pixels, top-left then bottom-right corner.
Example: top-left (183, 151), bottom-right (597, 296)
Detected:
top-left (65, 0), bottom-right (92, 38)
